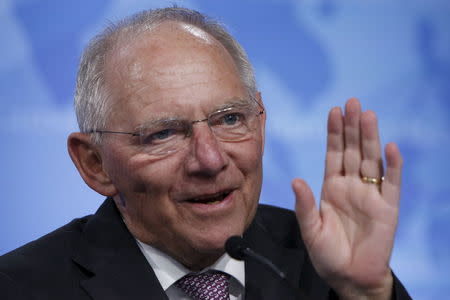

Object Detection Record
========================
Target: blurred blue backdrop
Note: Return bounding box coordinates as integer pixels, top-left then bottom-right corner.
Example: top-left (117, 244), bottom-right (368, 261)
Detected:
top-left (1, 0), bottom-right (449, 298)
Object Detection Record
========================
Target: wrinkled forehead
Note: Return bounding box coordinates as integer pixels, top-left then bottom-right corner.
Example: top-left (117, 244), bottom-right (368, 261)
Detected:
top-left (105, 21), bottom-right (230, 88)
top-left (111, 21), bottom-right (218, 63)
top-left (102, 21), bottom-right (246, 128)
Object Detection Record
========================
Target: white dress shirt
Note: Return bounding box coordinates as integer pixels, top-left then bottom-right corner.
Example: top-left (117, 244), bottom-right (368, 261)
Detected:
top-left (136, 240), bottom-right (245, 300)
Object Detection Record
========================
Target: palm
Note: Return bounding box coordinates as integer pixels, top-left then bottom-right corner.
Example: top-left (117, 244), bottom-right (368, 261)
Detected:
top-left (293, 99), bottom-right (402, 298)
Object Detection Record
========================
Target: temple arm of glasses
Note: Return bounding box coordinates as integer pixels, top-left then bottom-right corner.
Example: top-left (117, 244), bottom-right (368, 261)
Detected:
top-left (88, 130), bottom-right (140, 136)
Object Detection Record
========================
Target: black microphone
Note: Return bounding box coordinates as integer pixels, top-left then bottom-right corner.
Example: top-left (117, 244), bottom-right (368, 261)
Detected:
top-left (225, 236), bottom-right (286, 279)
top-left (225, 236), bottom-right (312, 300)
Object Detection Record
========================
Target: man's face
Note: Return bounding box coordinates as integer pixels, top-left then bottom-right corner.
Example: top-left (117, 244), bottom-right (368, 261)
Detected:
top-left (98, 22), bottom-right (265, 269)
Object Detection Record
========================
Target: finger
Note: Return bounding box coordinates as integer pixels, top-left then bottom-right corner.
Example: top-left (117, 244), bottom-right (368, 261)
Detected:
top-left (292, 178), bottom-right (320, 244)
top-left (343, 98), bottom-right (362, 175)
top-left (382, 143), bottom-right (403, 206)
top-left (325, 107), bottom-right (344, 179)
top-left (360, 110), bottom-right (383, 179)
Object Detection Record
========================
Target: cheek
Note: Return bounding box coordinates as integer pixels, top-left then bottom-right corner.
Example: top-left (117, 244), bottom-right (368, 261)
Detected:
top-left (224, 139), bottom-right (264, 203)
top-left (102, 147), bottom-right (177, 207)
top-left (128, 153), bottom-right (185, 185)
top-left (225, 137), bottom-right (264, 173)
top-left (111, 154), bottom-right (184, 229)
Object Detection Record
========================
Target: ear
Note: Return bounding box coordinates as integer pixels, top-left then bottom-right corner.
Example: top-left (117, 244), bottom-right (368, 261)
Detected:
top-left (255, 91), bottom-right (266, 153)
top-left (67, 132), bottom-right (118, 197)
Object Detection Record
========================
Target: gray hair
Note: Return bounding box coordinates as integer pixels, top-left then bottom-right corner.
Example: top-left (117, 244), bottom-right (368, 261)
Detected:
top-left (74, 6), bottom-right (257, 144)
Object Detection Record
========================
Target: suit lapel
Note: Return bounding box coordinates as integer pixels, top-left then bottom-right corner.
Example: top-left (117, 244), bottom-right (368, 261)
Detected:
top-left (70, 200), bottom-right (312, 299)
top-left (72, 198), bottom-right (168, 300)
top-left (243, 208), bottom-right (310, 300)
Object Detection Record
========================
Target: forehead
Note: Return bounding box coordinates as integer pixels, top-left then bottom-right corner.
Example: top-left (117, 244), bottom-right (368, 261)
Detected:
top-left (103, 21), bottom-right (247, 127)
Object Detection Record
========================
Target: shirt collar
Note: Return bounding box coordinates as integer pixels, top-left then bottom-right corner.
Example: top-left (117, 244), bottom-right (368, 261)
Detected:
top-left (136, 239), bottom-right (245, 291)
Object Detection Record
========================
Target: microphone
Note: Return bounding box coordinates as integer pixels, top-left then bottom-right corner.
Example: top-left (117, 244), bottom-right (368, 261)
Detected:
top-left (225, 236), bottom-right (286, 279)
top-left (225, 236), bottom-right (312, 300)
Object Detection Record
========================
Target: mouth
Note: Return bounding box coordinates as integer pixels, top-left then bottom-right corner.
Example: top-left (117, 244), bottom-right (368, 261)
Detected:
top-left (185, 190), bottom-right (232, 205)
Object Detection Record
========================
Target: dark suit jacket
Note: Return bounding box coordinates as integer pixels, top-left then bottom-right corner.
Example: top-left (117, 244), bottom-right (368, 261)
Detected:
top-left (0, 198), bottom-right (411, 299)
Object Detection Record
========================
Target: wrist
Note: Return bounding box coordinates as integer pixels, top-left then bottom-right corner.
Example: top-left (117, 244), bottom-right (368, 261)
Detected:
top-left (334, 272), bottom-right (393, 300)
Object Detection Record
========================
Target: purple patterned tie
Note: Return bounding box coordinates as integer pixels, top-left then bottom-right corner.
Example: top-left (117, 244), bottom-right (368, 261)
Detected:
top-left (175, 271), bottom-right (230, 300)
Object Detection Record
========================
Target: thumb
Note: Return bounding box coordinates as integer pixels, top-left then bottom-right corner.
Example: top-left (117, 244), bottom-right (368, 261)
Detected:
top-left (292, 178), bottom-right (320, 244)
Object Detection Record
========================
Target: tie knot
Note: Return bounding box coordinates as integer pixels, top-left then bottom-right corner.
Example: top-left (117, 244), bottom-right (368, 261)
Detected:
top-left (175, 271), bottom-right (230, 300)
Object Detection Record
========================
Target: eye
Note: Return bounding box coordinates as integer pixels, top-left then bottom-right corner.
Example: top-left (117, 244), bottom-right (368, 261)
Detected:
top-left (141, 128), bottom-right (180, 144)
top-left (222, 113), bottom-right (240, 125)
top-left (216, 111), bottom-right (247, 127)
top-left (152, 129), bottom-right (175, 140)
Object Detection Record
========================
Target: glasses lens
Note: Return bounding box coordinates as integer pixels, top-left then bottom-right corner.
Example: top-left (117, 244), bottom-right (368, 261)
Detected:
top-left (138, 120), bottom-right (188, 156)
top-left (208, 106), bottom-right (260, 141)
top-left (136, 105), bottom-right (262, 156)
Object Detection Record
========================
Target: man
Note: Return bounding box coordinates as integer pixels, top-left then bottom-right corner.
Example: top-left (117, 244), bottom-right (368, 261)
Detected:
top-left (0, 7), bottom-right (411, 300)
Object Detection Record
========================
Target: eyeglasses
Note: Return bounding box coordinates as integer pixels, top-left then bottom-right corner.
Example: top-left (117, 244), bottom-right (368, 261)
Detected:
top-left (88, 101), bottom-right (264, 157)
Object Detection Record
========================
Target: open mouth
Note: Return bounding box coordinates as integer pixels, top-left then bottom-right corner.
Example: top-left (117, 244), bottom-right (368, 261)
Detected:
top-left (186, 191), bottom-right (232, 204)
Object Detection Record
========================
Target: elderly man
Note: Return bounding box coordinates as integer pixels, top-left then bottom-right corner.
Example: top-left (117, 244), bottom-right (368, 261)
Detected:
top-left (0, 7), bottom-right (410, 300)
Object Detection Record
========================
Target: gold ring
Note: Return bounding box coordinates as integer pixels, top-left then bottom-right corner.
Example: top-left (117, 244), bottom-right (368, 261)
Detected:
top-left (361, 176), bottom-right (384, 185)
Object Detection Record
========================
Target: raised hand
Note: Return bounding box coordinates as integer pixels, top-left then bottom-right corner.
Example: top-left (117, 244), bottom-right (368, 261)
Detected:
top-left (292, 98), bottom-right (403, 300)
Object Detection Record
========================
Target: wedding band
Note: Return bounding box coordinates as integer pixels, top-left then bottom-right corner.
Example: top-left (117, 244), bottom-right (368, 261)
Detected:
top-left (361, 176), bottom-right (384, 185)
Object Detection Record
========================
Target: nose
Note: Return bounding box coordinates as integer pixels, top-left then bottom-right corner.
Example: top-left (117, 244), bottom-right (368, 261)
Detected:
top-left (184, 124), bottom-right (229, 177)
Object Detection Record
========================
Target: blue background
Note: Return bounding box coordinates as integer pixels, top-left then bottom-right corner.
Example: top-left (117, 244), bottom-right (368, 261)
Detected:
top-left (1, 0), bottom-right (449, 298)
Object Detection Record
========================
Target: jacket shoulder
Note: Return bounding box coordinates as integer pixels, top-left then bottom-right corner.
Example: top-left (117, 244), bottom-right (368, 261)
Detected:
top-left (0, 215), bottom-right (92, 290)
top-left (1, 216), bottom-right (91, 262)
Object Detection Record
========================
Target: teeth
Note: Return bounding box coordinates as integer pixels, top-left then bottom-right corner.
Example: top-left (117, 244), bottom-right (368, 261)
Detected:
top-left (190, 192), bottom-right (227, 203)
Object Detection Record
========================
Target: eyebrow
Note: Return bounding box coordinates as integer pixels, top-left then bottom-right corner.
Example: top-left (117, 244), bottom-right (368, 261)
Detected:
top-left (214, 99), bottom-right (254, 111)
top-left (135, 117), bottom-right (184, 131)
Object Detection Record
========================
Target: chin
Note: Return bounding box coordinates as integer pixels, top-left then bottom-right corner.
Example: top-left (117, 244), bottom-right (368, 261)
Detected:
top-left (183, 236), bottom-right (232, 270)
top-left (190, 225), bottom-right (243, 255)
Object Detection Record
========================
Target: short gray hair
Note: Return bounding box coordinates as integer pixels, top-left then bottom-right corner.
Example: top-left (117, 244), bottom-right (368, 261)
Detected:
top-left (74, 6), bottom-right (257, 143)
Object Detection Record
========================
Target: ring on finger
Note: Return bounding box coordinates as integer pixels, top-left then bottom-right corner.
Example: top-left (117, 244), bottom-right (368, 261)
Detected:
top-left (361, 175), bottom-right (384, 185)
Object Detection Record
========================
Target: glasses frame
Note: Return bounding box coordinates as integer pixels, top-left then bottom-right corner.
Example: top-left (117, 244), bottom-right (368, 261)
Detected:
top-left (88, 99), bottom-right (265, 144)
